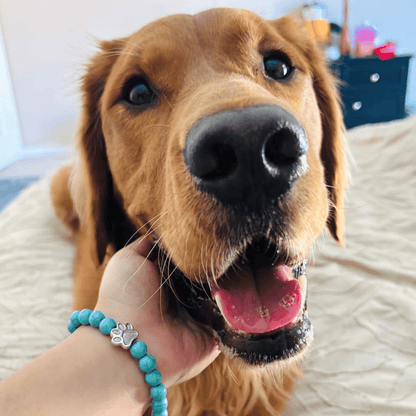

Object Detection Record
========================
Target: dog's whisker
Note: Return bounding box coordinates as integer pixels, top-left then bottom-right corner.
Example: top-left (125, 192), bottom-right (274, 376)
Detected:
top-left (103, 51), bottom-right (142, 60)
top-left (124, 211), bottom-right (167, 248)
top-left (124, 221), bottom-right (162, 257)
top-left (226, 364), bottom-right (241, 385)
top-left (123, 222), bottom-right (164, 261)
top-left (209, 241), bottom-right (216, 279)
top-left (122, 233), bottom-right (164, 295)
top-left (134, 261), bottom-right (173, 314)
top-left (206, 246), bottom-right (216, 297)
top-left (250, 368), bottom-right (269, 388)
top-left (123, 230), bottom-right (153, 261)
top-left (162, 92), bottom-right (174, 111)
top-left (265, 365), bottom-right (282, 390)
top-left (181, 228), bottom-right (211, 296)
top-left (183, 228), bottom-right (191, 274)
top-left (111, 38), bottom-right (145, 52)
top-left (160, 247), bottom-right (170, 283)
top-left (308, 224), bottom-right (318, 267)
top-left (159, 272), bottom-right (166, 323)
top-left (105, 48), bottom-right (140, 58)
top-left (210, 357), bottom-right (223, 384)
top-left (199, 244), bottom-right (214, 295)
top-left (124, 211), bottom-right (167, 259)
top-left (157, 242), bottom-right (185, 307)
top-left (163, 261), bottom-right (202, 311)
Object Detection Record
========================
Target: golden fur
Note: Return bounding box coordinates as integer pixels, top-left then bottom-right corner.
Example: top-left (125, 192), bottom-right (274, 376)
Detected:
top-left (51, 8), bottom-right (346, 415)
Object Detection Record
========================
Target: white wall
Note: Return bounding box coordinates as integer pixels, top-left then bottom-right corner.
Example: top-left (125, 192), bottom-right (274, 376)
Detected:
top-left (0, 0), bottom-right (415, 150)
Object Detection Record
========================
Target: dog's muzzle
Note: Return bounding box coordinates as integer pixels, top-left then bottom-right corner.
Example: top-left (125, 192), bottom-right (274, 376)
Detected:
top-left (175, 105), bottom-right (313, 364)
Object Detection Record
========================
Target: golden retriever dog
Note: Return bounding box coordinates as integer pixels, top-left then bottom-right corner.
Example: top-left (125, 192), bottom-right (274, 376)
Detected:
top-left (51, 7), bottom-right (346, 415)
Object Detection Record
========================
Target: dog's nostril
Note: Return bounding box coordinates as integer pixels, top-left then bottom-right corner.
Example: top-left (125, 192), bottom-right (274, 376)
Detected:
top-left (263, 127), bottom-right (308, 171)
top-left (200, 143), bottom-right (238, 180)
top-left (263, 129), bottom-right (297, 169)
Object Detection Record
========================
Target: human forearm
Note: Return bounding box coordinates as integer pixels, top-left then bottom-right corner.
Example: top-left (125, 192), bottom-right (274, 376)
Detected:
top-left (0, 325), bottom-right (150, 416)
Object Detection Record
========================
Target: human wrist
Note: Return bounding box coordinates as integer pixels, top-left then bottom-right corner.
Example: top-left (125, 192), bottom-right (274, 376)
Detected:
top-left (69, 309), bottom-right (169, 414)
top-left (93, 301), bottom-right (219, 388)
top-left (92, 300), bottom-right (176, 386)
top-left (92, 304), bottom-right (179, 388)
top-left (69, 325), bottom-right (152, 414)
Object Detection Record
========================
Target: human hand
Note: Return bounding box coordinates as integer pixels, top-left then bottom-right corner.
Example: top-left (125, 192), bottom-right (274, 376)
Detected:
top-left (95, 239), bottom-right (220, 387)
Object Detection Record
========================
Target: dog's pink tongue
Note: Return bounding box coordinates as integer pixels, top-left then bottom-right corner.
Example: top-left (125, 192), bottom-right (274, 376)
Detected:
top-left (212, 265), bottom-right (302, 333)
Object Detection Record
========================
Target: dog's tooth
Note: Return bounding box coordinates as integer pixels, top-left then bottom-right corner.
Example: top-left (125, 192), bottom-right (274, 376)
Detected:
top-left (297, 273), bottom-right (307, 308)
top-left (287, 274), bottom-right (307, 327)
top-left (214, 293), bottom-right (233, 328)
top-left (297, 273), bottom-right (306, 292)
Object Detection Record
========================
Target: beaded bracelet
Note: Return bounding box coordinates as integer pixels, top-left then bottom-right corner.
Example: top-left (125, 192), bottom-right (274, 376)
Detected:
top-left (68, 309), bottom-right (168, 416)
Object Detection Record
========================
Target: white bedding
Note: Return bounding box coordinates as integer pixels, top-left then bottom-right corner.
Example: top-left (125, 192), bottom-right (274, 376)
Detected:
top-left (1, 116), bottom-right (415, 415)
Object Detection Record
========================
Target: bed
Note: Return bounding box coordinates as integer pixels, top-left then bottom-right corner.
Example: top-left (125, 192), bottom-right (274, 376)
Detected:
top-left (1, 115), bottom-right (415, 415)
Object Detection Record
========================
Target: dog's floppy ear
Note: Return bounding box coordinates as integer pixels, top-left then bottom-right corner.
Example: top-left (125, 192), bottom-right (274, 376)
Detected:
top-left (77, 39), bottom-right (136, 264)
top-left (271, 16), bottom-right (347, 246)
top-left (310, 45), bottom-right (347, 247)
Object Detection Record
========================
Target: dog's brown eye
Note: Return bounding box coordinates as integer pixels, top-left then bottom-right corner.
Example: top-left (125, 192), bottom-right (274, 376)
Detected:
top-left (129, 83), bottom-right (153, 105)
top-left (122, 78), bottom-right (156, 107)
top-left (264, 55), bottom-right (293, 81)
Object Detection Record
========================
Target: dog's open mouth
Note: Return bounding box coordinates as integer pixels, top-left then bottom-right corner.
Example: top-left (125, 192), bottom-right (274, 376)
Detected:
top-left (159, 237), bottom-right (313, 365)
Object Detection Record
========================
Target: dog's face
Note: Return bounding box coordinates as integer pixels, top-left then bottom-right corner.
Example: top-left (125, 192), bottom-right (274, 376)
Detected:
top-left (78, 8), bottom-right (346, 366)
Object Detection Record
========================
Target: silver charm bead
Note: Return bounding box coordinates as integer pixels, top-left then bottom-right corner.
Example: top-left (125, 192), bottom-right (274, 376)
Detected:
top-left (110, 322), bottom-right (139, 349)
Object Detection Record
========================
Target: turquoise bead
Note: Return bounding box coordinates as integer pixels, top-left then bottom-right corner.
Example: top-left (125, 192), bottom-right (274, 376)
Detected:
top-left (67, 311), bottom-right (167, 412)
top-left (79, 309), bottom-right (93, 325)
top-left (145, 369), bottom-right (162, 386)
top-left (67, 321), bottom-right (77, 333)
top-left (152, 398), bottom-right (168, 412)
top-left (89, 311), bottom-right (105, 327)
top-left (151, 410), bottom-right (168, 416)
top-left (99, 318), bottom-right (116, 335)
top-left (150, 384), bottom-right (167, 400)
top-left (70, 310), bottom-right (80, 327)
top-left (140, 354), bottom-right (156, 373)
top-left (130, 340), bottom-right (147, 359)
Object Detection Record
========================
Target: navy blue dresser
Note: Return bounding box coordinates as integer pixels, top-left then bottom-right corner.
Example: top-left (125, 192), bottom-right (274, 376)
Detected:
top-left (331, 55), bottom-right (412, 129)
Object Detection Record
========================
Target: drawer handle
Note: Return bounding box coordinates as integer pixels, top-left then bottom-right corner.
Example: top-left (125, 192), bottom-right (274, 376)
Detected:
top-left (352, 101), bottom-right (362, 111)
top-left (370, 73), bottom-right (380, 83)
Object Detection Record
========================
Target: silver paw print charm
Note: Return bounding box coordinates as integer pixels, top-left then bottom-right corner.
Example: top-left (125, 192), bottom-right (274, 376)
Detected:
top-left (110, 322), bottom-right (138, 349)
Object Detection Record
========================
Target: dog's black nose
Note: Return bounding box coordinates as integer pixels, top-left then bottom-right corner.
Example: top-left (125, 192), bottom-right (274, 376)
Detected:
top-left (183, 105), bottom-right (308, 208)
